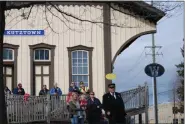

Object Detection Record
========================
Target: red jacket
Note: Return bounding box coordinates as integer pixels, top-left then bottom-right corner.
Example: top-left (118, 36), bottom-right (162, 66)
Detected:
top-left (80, 99), bottom-right (87, 107)
top-left (66, 92), bottom-right (73, 104)
top-left (24, 93), bottom-right (30, 101)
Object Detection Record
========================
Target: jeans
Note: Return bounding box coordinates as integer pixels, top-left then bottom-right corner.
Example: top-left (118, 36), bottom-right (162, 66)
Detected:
top-left (77, 111), bottom-right (83, 117)
top-left (71, 115), bottom-right (84, 124)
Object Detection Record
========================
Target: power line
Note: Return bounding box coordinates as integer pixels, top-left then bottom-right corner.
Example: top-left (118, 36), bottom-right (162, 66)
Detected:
top-left (127, 53), bottom-right (153, 81)
top-left (127, 67), bottom-right (144, 82)
top-left (149, 89), bottom-right (173, 96)
top-left (127, 48), bottom-right (145, 73)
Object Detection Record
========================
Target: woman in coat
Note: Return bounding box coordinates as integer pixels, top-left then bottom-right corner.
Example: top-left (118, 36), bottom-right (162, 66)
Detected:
top-left (86, 91), bottom-right (102, 124)
top-left (69, 92), bottom-right (85, 124)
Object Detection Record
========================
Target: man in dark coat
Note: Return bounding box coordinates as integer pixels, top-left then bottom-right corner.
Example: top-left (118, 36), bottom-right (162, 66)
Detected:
top-left (68, 82), bottom-right (81, 94)
top-left (39, 85), bottom-right (49, 96)
top-left (102, 83), bottom-right (127, 124)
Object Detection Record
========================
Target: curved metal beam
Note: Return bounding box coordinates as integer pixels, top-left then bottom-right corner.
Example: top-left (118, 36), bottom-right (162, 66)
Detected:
top-left (112, 30), bottom-right (156, 65)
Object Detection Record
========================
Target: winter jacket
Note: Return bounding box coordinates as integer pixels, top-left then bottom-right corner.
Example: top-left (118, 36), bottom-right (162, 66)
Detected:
top-left (13, 87), bottom-right (25, 95)
top-left (50, 87), bottom-right (62, 96)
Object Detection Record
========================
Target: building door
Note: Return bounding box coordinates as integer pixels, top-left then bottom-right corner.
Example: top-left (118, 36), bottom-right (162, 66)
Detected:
top-left (3, 65), bottom-right (14, 91)
top-left (33, 64), bottom-right (50, 96)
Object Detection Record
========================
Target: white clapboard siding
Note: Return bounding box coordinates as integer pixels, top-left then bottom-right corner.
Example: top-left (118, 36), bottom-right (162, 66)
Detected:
top-left (4, 3), bottom-right (156, 101)
top-left (4, 4), bottom-right (105, 100)
top-left (110, 4), bottom-right (156, 62)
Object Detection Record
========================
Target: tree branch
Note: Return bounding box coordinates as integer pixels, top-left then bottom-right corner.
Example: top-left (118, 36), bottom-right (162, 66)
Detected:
top-left (44, 5), bottom-right (59, 34)
top-left (26, 5), bottom-right (33, 19)
top-left (46, 6), bottom-right (80, 32)
top-left (48, 2), bottom-right (136, 28)
top-left (5, 2), bottom-right (46, 10)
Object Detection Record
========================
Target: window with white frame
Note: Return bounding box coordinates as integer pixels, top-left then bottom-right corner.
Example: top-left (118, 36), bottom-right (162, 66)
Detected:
top-left (3, 48), bottom-right (14, 61)
top-left (34, 49), bottom-right (50, 61)
top-left (71, 50), bottom-right (89, 87)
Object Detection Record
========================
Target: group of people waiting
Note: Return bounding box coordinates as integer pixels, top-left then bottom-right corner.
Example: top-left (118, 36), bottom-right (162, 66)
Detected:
top-left (4, 81), bottom-right (127, 124)
top-left (67, 81), bottom-right (102, 124)
top-left (4, 83), bottom-right (62, 96)
top-left (67, 81), bottom-right (127, 124)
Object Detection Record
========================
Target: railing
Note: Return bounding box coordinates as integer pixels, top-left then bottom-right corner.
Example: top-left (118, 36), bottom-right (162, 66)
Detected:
top-left (6, 94), bottom-right (69, 124)
top-left (120, 84), bottom-right (149, 123)
top-left (6, 84), bottom-right (149, 124)
top-left (120, 85), bottom-right (148, 111)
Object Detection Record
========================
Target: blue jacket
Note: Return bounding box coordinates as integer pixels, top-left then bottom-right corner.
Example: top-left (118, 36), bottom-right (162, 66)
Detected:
top-left (50, 87), bottom-right (62, 96)
top-left (13, 87), bottom-right (25, 95)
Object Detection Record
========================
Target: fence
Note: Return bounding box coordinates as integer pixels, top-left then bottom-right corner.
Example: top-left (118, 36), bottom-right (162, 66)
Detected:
top-left (6, 94), bottom-right (69, 124)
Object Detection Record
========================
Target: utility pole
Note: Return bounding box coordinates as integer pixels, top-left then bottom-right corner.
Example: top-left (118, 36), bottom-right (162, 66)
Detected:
top-left (145, 36), bottom-right (163, 124)
top-left (152, 33), bottom-right (158, 124)
top-left (145, 1), bottom-right (160, 124)
top-left (145, 0), bottom-right (163, 120)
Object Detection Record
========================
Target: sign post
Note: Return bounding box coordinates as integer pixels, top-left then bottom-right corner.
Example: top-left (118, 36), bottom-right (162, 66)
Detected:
top-left (145, 63), bottom-right (165, 124)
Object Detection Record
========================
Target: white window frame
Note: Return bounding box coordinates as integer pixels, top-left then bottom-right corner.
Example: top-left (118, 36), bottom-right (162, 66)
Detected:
top-left (71, 50), bottom-right (89, 85)
top-left (34, 49), bottom-right (51, 62)
top-left (3, 48), bottom-right (14, 62)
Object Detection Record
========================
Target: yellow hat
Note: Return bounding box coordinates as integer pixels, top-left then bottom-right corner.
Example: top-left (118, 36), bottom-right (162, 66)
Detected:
top-left (79, 81), bottom-right (84, 85)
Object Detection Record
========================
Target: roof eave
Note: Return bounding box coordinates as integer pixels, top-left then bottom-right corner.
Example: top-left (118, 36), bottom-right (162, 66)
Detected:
top-left (114, 1), bottom-right (166, 24)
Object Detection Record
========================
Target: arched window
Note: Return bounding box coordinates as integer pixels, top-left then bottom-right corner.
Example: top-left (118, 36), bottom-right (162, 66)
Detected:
top-left (68, 45), bottom-right (93, 90)
top-left (71, 50), bottom-right (89, 86)
top-left (3, 48), bottom-right (14, 61)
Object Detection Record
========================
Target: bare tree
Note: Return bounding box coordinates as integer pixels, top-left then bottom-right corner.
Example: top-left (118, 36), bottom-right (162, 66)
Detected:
top-left (152, 1), bottom-right (184, 24)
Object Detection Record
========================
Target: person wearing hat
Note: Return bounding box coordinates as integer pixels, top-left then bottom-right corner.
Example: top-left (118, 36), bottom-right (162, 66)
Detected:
top-left (79, 81), bottom-right (90, 94)
top-left (102, 83), bottom-right (126, 124)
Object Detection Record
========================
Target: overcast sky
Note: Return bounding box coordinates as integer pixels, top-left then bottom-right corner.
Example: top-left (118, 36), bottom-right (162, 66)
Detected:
top-left (113, 4), bottom-right (184, 105)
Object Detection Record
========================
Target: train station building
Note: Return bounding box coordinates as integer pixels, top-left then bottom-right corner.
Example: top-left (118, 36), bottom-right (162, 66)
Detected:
top-left (3, 2), bottom-right (164, 99)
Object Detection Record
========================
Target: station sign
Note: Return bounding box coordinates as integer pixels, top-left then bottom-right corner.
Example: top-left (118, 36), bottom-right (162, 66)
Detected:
top-left (4, 30), bottom-right (44, 36)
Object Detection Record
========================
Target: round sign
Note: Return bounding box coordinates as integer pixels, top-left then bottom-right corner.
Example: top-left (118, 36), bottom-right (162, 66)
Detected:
top-left (106, 73), bottom-right (116, 80)
top-left (145, 63), bottom-right (165, 77)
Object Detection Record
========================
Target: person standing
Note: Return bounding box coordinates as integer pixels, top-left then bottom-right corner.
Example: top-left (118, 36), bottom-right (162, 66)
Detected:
top-left (102, 83), bottom-right (127, 124)
top-left (79, 81), bottom-right (90, 95)
top-left (86, 91), bottom-right (102, 124)
top-left (39, 85), bottom-right (49, 96)
top-left (12, 83), bottom-right (25, 95)
top-left (69, 92), bottom-right (84, 124)
top-left (4, 86), bottom-right (11, 94)
top-left (50, 83), bottom-right (62, 96)
top-left (50, 83), bottom-right (62, 108)
top-left (69, 82), bottom-right (80, 94)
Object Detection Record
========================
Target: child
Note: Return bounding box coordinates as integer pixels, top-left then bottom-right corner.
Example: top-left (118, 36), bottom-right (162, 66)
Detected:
top-left (78, 94), bottom-right (87, 118)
